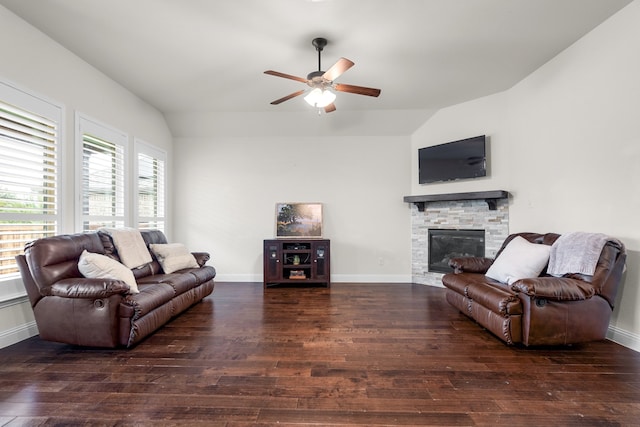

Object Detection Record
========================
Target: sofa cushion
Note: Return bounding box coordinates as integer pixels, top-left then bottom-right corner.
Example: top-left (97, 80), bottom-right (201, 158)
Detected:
top-left (137, 272), bottom-right (198, 296)
top-left (443, 272), bottom-right (523, 316)
top-left (485, 236), bottom-right (551, 285)
top-left (188, 265), bottom-right (217, 283)
top-left (465, 281), bottom-right (523, 315)
top-left (25, 233), bottom-right (105, 289)
top-left (149, 243), bottom-right (199, 274)
top-left (77, 250), bottom-right (139, 294)
top-left (140, 229), bottom-right (169, 246)
top-left (120, 283), bottom-right (176, 319)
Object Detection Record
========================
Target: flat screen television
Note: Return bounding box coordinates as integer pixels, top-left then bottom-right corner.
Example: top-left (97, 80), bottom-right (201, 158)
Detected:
top-left (418, 135), bottom-right (486, 184)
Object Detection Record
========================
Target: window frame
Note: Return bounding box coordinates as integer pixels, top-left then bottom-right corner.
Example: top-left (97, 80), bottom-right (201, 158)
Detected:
top-left (134, 138), bottom-right (167, 233)
top-left (75, 112), bottom-right (129, 233)
top-left (0, 80), bottom-right (64, 301)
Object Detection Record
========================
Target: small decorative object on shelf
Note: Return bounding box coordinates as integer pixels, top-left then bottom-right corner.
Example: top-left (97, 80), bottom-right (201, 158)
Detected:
top-left (263, 239), bottom-right (330, 288)
top-left (289, 270), bottom-right (306, 279)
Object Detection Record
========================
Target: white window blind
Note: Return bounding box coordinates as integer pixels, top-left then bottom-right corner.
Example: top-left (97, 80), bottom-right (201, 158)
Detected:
top-left (0, 93), bottom-right (60, 281)
top-left (78, 115), bottom-right (127, 232)
top-left (136, 142), bottom-right (166, 232)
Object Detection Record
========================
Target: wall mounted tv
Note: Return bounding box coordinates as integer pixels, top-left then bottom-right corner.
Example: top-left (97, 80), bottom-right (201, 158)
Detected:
top-left (418, 135), bottom-right (486, 184)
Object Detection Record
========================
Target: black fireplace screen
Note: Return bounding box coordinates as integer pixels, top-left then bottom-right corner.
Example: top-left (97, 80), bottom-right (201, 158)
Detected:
top-left (428, 229), bottom-right (485, 273)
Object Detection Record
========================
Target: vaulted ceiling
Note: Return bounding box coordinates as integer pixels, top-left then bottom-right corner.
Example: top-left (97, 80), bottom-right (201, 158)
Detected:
top-left (0, 0), bottom-right (632, 122)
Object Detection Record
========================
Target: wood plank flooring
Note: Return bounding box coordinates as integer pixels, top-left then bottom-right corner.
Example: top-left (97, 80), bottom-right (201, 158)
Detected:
top-left (1, 282), bottom-right (639, 426)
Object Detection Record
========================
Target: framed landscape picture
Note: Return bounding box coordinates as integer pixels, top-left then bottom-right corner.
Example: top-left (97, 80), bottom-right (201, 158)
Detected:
top-left (275, 203), bottom-right (323, 238)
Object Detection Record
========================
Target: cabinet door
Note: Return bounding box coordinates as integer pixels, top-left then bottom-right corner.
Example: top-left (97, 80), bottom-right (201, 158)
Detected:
top-left (312, 240), bottom-right (330, 282)
top-left (263, 241), bottom-right (281, 284)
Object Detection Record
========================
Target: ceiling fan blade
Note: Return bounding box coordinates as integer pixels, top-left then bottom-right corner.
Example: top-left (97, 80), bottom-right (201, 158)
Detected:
top-left (270, 90), bottom-right (306, 105)
top-left (322, 58), bottom-right (355, 82)
top-left (334, 83), bottom-right (381, 97)
top-left (264, 70), bottom-right (308, 84)
top-left (324, 103), bottom-right (336, 113)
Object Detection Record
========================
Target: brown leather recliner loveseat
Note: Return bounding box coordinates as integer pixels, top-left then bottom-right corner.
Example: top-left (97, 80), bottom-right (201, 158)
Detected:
top-left (16, 229), bottom-right (215, 348)
top-left (442, 232), bottom-right (626, 346)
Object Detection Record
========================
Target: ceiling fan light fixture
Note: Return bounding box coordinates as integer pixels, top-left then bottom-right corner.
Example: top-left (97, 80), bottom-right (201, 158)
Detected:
top-left (304, 88), bottom-right (336, 108)
top-left (264, 37), bottom-right (380, 113)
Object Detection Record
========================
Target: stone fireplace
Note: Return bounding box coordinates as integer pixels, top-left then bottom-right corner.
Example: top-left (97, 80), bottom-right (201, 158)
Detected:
top-left (405, 191), bottom-right (509, 286)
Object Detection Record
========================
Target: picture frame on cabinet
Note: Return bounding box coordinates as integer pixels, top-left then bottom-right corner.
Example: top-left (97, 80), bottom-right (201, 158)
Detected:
top-left (275, 202), bottom-right (323, 238)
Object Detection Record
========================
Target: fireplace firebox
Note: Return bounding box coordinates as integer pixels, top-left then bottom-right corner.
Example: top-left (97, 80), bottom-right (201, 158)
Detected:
top-left (428, 229), bottom-right (485, 273)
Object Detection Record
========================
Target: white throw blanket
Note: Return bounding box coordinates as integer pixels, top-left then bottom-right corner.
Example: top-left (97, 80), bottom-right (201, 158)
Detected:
top-left (547, 232), bottom-right (617, 276)
top-left (100, 227), bottom-right (152, 269)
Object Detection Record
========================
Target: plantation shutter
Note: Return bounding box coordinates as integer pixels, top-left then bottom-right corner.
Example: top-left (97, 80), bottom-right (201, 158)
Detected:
top-left (81, 133), bottom-right (126, 231)
top-left (0, 99), bottom-right (59, 278)
top-left (137, 149), bottom-right (165, 232)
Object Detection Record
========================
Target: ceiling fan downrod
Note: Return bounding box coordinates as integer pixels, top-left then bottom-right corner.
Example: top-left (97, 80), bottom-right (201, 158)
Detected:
top-left (312, 37), bottom-right (327, 72)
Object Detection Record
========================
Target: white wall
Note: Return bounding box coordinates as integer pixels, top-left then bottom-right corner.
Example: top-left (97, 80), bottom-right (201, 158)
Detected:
top-left (173, 134), bottom-right (412, 283)
top-left (0, 6), bottom-right (173, 347)
top-left (410, 1), bottom-right (640, 350)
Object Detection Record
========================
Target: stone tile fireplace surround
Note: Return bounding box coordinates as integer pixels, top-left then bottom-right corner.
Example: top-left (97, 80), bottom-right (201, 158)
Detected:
top-left (405, 191), bottom-right (509, 287)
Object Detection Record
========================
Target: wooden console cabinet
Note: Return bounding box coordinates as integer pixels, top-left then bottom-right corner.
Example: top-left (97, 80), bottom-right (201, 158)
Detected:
top-left (263, 239), bottom-right (330, 288)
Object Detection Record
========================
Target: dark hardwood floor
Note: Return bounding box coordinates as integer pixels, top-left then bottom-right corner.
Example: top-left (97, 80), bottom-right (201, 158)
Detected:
top-left (1, 282), bottom-right (639, 426)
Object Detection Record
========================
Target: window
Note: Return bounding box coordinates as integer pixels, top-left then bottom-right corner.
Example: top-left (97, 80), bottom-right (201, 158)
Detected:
top-left (0, 82), bottom-right (62, 285)
top-left (77, 114), bottom-right (128, 232)
top-left (135, 140), bottom-right (166, 232)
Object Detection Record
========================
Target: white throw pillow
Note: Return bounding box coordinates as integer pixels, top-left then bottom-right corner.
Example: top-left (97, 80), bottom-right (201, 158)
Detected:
top-left (77, 250), bottom-right (139, 294)
top-left (149, 243), bottom-right (199, 274)
top-left (485, 236), bottom-right (551, 285)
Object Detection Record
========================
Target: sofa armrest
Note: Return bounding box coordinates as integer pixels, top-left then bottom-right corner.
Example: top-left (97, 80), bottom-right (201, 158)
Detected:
top-left (43, 278), bottom-right (130, 299)
top-left (511, 277), bottom-right (595, 301)
top-left (449, 257), bottom-right (494, 274)
top-left (191, 252), bottom-right (210, 267)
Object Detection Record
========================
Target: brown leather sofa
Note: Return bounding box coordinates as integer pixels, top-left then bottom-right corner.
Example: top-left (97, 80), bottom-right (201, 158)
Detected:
top-left (442, 232), bottom-right (626, 346)
top-left (16, 229), bottom-right (215, 348)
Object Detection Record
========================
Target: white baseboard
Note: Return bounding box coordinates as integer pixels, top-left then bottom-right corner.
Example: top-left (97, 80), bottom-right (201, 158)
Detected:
top-left (214, 273), bottom-right (262, 282)
top-left (215, 274), bottom-right (412, 283)
top-left (607, 324), bottom-right (640, 352)
top-left (330, 274), bottom-right (412, 283)
top-left (0, 321), bottom-right (38, 349)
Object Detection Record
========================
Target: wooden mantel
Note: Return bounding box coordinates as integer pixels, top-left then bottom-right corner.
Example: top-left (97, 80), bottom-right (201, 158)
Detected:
top-left (403, 190), bottom-right (509, 211)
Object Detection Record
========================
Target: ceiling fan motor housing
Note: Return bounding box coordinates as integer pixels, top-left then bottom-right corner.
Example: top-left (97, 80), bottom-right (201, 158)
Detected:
top-left (307, 70), bottom-right (327, 86)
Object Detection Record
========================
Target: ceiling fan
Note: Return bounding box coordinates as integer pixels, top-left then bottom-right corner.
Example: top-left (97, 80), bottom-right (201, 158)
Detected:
top-left (264, 37), bottom-right (381, 113)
